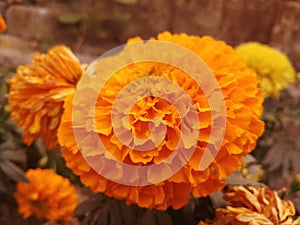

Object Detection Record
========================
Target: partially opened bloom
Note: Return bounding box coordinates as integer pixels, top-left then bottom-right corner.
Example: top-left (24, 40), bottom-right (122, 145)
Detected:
top-left (58, 32), bottom-right (264, 210)
top-left (14, 168), bottom-right (78, 222)
top-left (8, 46), bottom-right (84, 149)
top-left (236, 42), bottom-right (296, 97)
top-left (0, 14), bottom-right (6, 32)
top-left (199, 186), bottom-right (300, 225)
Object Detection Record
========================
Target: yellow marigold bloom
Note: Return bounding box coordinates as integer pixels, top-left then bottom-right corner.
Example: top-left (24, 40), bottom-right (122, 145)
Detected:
top-left (8, 46), bottom-right (84, 149)
top-left (199, 186), bottom-right (300, 225)
top-left (0, 14), bottom-right (6, 32)
top-left (236, 42), bottom-right (296, 97)
top-left (58, 32), bottom-right (265, 210)
top-left (14, 168), bottom-right (78, 222)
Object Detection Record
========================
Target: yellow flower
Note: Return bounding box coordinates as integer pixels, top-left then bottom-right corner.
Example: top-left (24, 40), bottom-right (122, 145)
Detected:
top-left (296, 174), bottom-right (300, 182)
top-left (58, 32), bottom-right (265, 210)
top-left (199, 186), bottom-right (300, 225)
top-left (14, 168), bottom-right (78, 222)
top-left (0, 14), bottom-right (6, 32)
top-left (8, 46), bottom-right (84, 149)
top-left (236, 42), bottom-right (296, 97)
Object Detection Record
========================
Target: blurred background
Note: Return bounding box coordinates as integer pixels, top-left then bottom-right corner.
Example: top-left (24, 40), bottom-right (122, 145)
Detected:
top-left (0, 0), bottom-right (300, 70)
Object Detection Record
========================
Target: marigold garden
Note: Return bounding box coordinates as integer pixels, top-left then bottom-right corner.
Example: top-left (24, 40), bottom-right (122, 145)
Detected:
top-left (1, 1), bottom-right (300, 225)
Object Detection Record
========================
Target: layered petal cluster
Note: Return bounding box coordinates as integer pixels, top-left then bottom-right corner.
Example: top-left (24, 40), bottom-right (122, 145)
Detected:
top-left (0, 14), bottom-right (6, 32)
top-left (14, 168), bottom-right (78, 222)
top-left (58, 32), bottom-right (265, 210)
top-left (199, 186), bottom-right (300, 225)
top-left (8, 46), bottom-right (84, 149)
top-left (236, 42), bottom-right (296, 97)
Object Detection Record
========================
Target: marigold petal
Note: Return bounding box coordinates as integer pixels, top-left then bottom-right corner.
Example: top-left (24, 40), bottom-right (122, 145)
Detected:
top-left (14, 168), bottom-right (78, 222)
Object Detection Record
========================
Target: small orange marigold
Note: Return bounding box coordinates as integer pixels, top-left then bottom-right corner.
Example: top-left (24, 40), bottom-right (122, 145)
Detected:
top-left (14, 168), bottom-right (78, 222)
top-left (0, 14), bottom-right (6, 32)
top-left (8, 46), bottom-right (84, 149)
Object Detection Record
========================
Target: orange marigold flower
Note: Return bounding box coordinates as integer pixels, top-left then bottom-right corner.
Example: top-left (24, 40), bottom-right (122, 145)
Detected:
top-left (0, 14), bottom-right (6, 32)
top-left (199, 186), bottom-right (300, 225)
top-left (58, 32), bottom-right (265, 210)
top-left (14, 168), bottom-right (78, 222)
top-left (8, 46), bottom-right (84, 149)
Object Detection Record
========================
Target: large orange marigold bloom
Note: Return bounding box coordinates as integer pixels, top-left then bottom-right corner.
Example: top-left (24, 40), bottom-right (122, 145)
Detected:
top-left (58, 32), bottom-right (265, 210)
top-left (199, 186), bottom-right (300, 225)
top-left (0, 14), bottom-right (6, 32)
top-left (14, 168), bottom-right (78, 222)
top-left (8, 46), bottom-right (84, 149)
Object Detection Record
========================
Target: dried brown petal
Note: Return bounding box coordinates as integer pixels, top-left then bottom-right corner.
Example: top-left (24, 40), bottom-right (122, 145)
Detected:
top-left (199, 186), bottom-right (300, 225)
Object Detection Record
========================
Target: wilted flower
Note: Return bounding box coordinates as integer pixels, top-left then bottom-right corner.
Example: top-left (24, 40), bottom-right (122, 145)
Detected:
top-left (236, 42), bottom-right (296, 97)
top-left (0, 14), bottom-right (6, 32)
top-left (58, 32), bottom-right (265, 210)
top-left (199, 186), bottom-right (300, 225)
top-left (14, 168), bottom-right (78, 222)
top-left (8, 46), bottom-right (84, 149)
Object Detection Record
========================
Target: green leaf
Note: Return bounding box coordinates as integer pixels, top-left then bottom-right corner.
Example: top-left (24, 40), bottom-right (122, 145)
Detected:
top-left (137, 210), bottom-right (156, 225)
top-left (112, 8), bottom-right (131, 21)
top-left (43, 222), bottom-right (60, 225)
top-left (154, 210), bottom-right (173, 225)
top-left (209, 191), bottom-right (226, 209)
top-left (225, 171), bottom-right (265, 187)
top-left (73, 200), bottom-right (104, 216)
top-left (94, 206), bottom-right (109, 225)
top-left (113, 0), bottom-right (138, 5)
top-left (0, 149), bottom-right (26, 163)
top-left (0, 160), bottom-right (28, 183)
top-left (58, 13), bottom-right (81, 25)
top-left (109, 199), bottom-right (123, 225)
top-left (0, 178), bottom-right (6, 192)
top-left (119, 201), bottom-right (137, 225)
top-left (262, 116), bottom-right (300, 189)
